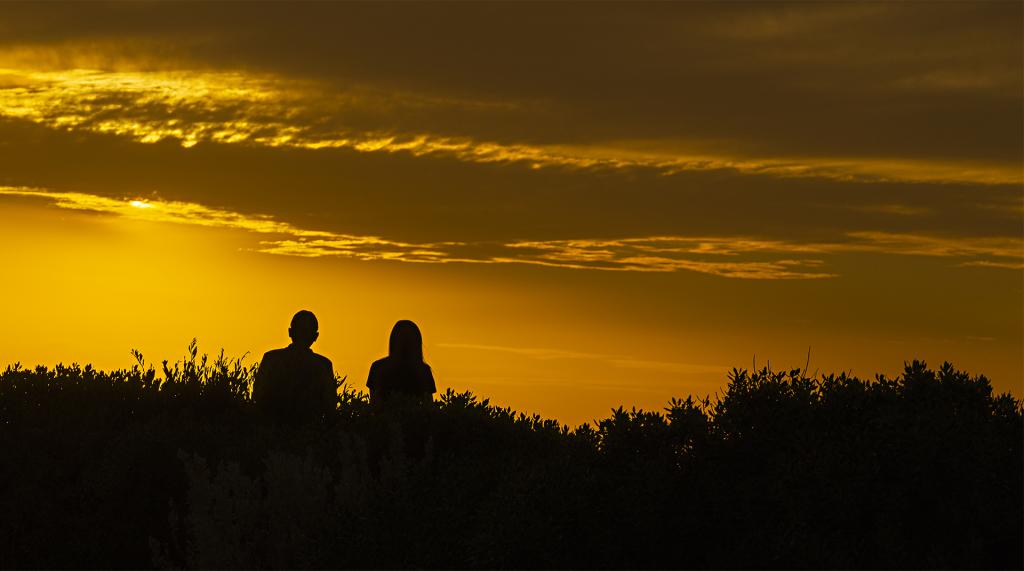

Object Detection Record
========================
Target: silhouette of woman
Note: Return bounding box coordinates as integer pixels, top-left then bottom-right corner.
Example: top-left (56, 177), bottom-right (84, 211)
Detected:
top-left (367, 320), bottom-right (437, 404)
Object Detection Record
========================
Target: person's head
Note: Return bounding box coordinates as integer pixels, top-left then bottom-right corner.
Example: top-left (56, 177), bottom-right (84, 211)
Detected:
top-left (289, 310), bottom-right (319, 348)
top-left (388, 320), bottom-right (423, 363)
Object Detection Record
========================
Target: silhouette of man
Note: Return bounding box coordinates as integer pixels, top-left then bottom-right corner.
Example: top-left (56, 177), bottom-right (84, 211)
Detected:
top-left (253, 310), bottom-right (336, 425)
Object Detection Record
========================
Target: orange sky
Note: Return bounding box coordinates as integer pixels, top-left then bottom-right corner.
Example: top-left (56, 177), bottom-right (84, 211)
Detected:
top-left (0, 3), bottom-right (1020, 425)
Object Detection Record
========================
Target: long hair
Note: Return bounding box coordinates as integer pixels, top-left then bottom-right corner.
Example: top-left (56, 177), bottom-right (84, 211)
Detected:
top-left (388, 320), bottom-right (424, 364)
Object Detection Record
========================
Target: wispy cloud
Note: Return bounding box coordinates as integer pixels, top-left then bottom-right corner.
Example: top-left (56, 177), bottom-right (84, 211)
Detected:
top-left (0, 186), bottom-right (317, 235)
top-left (958, 260), bottom-right (1024, 270)
top-left (436, 342), bottom-right (728, 375)
top-left (0, 185), bottom-right (456, 263)
top-left (850, 203), bottom-right (933, 217)
top-left (3, 186), bottom-right (1021, 279)
top-left (843, 231), bottom-right (1023, 260)
top-left (498, 233), bottom-right (1024, 277)
top-left (0, 67), bottom-right (1018, 186)
top-left (493, 246), bottom-right (836, 280)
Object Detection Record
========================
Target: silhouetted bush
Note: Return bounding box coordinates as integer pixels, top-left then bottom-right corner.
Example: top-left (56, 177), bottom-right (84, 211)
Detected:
top-left (0, 343), bottom-right (1019, 569)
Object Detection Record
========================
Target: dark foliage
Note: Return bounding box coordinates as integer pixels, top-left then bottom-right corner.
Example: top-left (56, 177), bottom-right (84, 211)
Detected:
top-left (0, 342), bottom-right (1020, 569)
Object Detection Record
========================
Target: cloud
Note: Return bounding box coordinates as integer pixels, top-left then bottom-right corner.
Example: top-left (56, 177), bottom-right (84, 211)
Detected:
top-left (497, 233), bottom-right (1024, 277)
top-left (0, 185), bottom-right (320, 235)
top-left (850, 204), bottom-right (933, 217)
top-left (3, 187), bottom-right (1020, 280)
top-left (843, 231), bottom-right (1023, 260)
top-left (493, 238), bottom-right (837, 279)
top-left (436, 342), bottom-right (728, 375)
top-left (254, 238), bottom-right (473, 265)
top-left (958, 261), bottom-right (1024, 270)
top-left (0, 185), bottom-right (455, 263)
top-left (0, 67), bottom-right (1018, 186)
top-left (0, 2), bottom-right (1018, 178)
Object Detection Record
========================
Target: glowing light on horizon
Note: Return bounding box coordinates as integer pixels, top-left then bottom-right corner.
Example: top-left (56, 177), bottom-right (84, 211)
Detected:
top-left (1, 186), bottom-right (1021, 279)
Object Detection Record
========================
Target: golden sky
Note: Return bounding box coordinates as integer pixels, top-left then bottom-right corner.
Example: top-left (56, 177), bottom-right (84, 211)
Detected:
top-left (0, 2), bottom-right (1021, 425)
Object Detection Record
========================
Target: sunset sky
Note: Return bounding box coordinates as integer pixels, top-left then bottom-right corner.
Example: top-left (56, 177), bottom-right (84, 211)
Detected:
top-left (0, 2), bottom-right (1020, 425)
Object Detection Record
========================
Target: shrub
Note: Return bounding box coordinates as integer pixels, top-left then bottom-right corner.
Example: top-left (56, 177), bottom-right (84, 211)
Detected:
top-left (0, 345), bottom-right (1019, 569)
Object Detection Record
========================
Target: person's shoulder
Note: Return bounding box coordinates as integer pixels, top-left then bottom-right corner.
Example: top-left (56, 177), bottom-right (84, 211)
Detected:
top-left (369, 356), bottom-right (390, 371)
top-left (261, 348), bottom-right (289, 362)
top-left (310, 351), bottom-right (333, 368)
top-left (421, 362), bottom-right (434, 380)
top-left (367, 357), bottom-right (389, 388)
top-left (370, 357), bottom-right (399, 378)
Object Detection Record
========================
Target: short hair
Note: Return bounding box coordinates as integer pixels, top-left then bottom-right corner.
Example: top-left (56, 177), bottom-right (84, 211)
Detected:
top-left (290, 310), bottom-right (318, 334)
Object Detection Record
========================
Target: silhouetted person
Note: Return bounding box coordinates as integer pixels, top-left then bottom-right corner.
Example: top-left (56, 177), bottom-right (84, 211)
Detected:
top-left (253, 310), bottom-right (336, 425)
top-left (367, 320), bottom-right (436, 404)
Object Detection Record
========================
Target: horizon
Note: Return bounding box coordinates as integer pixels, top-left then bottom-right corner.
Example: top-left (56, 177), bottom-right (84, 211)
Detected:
top-left (0, 2), bottom-right (1021, 427)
